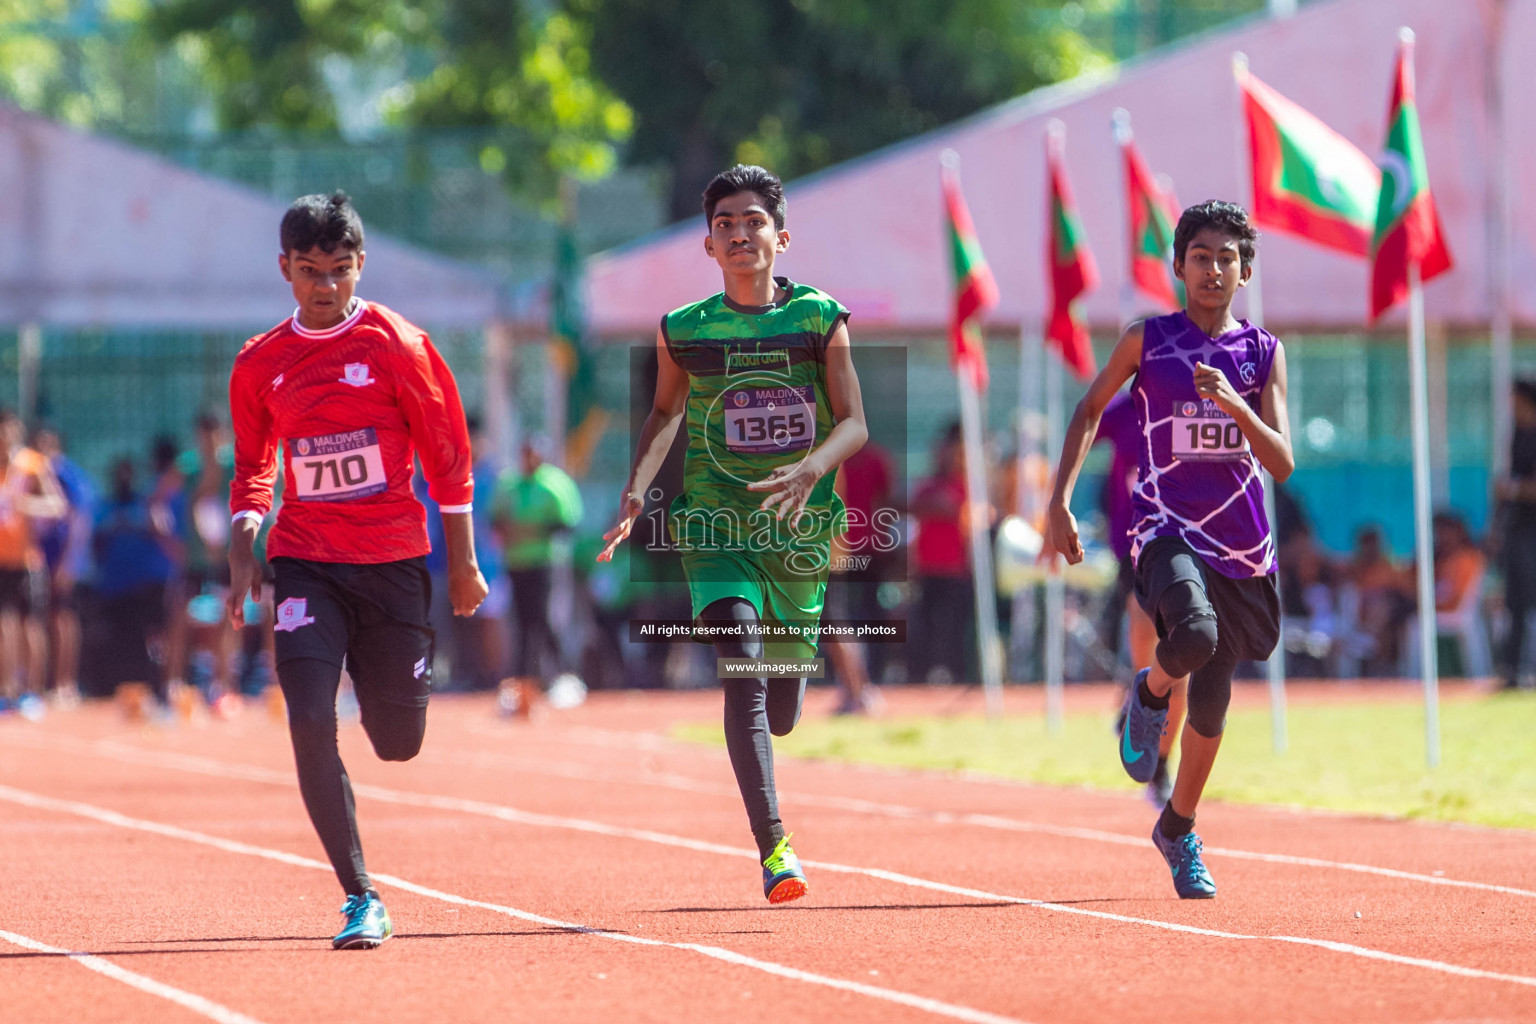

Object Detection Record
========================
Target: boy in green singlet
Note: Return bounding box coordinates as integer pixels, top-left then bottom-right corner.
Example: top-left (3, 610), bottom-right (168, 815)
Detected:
top-left (599, 165), bottom-right (868, 903)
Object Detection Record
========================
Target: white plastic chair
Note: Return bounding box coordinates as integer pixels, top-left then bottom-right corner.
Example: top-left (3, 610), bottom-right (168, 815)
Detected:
top-left (1403, 565), bottom-right (1492, 679)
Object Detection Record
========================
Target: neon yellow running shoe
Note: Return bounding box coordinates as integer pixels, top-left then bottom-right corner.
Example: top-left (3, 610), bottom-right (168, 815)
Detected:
top-left (762, 834), bottom-right (808, 904)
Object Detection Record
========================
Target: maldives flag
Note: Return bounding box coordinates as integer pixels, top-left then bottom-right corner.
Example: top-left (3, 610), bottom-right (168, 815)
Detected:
top-left (1238, 61), bottom-right (1380, 257)
top-left (941, 153), bottom-right (999, 391)
top-left (1369, 29), bottom-right (1452, 321)
top-left (1046, 127), bottom-right (1099, 379)
top-left (1116, 115), bottom-right (1179, 311)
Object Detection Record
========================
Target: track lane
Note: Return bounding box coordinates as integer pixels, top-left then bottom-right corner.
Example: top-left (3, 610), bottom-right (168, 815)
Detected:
top-left (0, 775), bottom-right (1034, 1024)
top-left (7, 701), bottom-right (1536, 1023)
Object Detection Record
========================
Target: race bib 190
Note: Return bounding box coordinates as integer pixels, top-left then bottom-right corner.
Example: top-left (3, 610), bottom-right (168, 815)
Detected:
top-left (1171, 400), bottom-right (1249, 462)
top-left (723, 385), bottom-right (816, 453)
top-left (289, 428), bottom-right (388, 501)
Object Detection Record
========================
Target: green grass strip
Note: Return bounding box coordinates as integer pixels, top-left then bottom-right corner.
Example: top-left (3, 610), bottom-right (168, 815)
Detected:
top-left (674, 691), bottom-right (1536, 830)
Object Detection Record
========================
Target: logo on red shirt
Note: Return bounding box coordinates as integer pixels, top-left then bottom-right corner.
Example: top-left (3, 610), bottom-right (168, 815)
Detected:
top-left (340, 363), bottom-right (376, 387)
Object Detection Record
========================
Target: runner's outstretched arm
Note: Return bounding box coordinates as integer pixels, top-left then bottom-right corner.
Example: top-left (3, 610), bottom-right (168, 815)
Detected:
top-left (1047, 322), bottom-right (1145, 564)
top-left (598, 327), bottom-right (688, 561)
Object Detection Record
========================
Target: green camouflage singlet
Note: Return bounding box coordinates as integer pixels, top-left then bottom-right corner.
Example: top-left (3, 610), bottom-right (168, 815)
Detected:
top-left (662, 277), bottom-right (850, 659)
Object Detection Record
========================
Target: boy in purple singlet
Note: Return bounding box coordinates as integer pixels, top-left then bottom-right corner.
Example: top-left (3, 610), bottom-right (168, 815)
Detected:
top-left (1047, 201), bottom-right (1293, 898)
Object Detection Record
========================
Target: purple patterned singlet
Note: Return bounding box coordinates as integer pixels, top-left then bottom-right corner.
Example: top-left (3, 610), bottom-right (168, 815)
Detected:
top-left (1131, 311), bottom-right (1279, 579)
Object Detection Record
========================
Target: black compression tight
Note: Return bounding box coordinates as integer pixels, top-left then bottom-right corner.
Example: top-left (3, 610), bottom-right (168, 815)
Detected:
top-left (1152, 581), bottom-right (1236, 739)
top-left (280, 658), bottom-right (427, 896)
top-left (700, 598), bottom-right (807, 860)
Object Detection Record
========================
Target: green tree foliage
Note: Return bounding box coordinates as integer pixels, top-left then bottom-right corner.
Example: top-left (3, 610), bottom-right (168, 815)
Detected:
top-left (144, 0), bottom-right (630, 201)
top-left (384, 3), bottom-right (632, 198)
top-left (143, 0), bottom-right (415, 132)
top-left (575, 0), bottom-right (1108, 219)
top-left (0, 0), bottom-right (168, 131)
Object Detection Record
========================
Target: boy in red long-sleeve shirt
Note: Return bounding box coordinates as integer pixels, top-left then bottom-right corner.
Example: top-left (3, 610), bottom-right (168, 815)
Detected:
top-left (227, 192), bottom-right (488, 949)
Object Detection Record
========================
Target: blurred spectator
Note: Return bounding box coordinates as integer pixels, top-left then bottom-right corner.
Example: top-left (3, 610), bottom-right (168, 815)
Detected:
top-left (909, 422), bottom-right (977, 684)
top-left (1337, 525), bottom-right (1412, 677)
top-left (822, 439), bottom-right (895, 714)
top-left (1492, 379), bottom-right (1536, 689)
top-left (1278, 522), bottom-right (1341, 676)
top-left (93, 457), bottom-right (179, 701)
top-left (1404, 511), bottom-right (1491, 679)
top-left (424, 414), bottom-right (509, 691)
top-left (174, 415), bottom-right (237, 698)
top-left (147, 436), bottom-right (190, 697)
top-left (993, 412), bottom-right (1051, 527)
top-left (492, 436), bottom-right (583, 715)
top-left (576, 533), bottom-right (657, 690)
top-left (0, 431), bottom-right (66, 716)
top-left (32, 427), bottom-right (93, 708)
top-left (1432, 512), bottom-right (1486, 614)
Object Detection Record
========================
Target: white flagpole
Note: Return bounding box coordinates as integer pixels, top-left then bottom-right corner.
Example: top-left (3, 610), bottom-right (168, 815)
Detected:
top-left (1234, 50), bottom-right (1289, 755)
top-left (1248, 279), bottom-right (1289, 755)
top-left (1113, 109), bottom-right (1136, 332)
top-left (1484, 5), bottom-right (1513, 483)
top-left (1012, 322), bottom-right (1042, 685)
top-left (1407, 261), bottom-right (1441, 766)
top-left (959, 370), bottom-right (1005, 717)
top-left (943, 150), bottom-right (1005, 717)
top-left (1044, 346), bottom-right (1066, 733)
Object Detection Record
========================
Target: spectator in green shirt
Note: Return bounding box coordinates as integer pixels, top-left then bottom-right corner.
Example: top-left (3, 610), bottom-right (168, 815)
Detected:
top-left (492, 436), bottom-right (583, 716)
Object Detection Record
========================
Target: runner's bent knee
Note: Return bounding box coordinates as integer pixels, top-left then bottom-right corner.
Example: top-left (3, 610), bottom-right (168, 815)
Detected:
top-left (1155, 581), bottom-right (1219, 678)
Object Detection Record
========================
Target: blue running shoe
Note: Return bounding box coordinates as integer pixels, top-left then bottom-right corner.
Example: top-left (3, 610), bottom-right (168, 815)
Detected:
top-left (762, 834), bottom-right (808, 904)
top-left (1118, 668), bottom-right (1167, 784)
top-left (1151, 824), bottom-right (1217, 899)
top-left (333, 890), bottom-right (393, 949)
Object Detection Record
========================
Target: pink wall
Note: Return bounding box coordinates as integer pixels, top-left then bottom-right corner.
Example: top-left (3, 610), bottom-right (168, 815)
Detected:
top-left (588, 0), bottom-right (1519, 336)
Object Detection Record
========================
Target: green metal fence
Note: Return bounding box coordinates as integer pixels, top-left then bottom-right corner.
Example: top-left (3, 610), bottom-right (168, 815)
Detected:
top-left (566, 329), bottom-right (1536, 559)
top-left (20, 323), bottom-right (1531, 564)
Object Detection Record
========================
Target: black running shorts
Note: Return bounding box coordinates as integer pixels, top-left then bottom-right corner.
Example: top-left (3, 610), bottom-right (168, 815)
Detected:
top-left (0, 567), bottom-right (46, 617)
top-left (1134, 536), bottom-right (1280, 662)
top-left (270, 556), bottom-right (435, 707)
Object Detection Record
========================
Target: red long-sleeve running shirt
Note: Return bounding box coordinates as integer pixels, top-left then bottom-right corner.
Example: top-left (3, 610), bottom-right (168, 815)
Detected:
top-left (229, 299), bottom-right (473, 564)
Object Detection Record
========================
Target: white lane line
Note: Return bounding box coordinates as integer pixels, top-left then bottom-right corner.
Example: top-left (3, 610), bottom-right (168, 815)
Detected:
top-left (21, 741), bottom-right (1536, 992)
top-left (417, 746), bottom-right (1536, 901)
top-left (35, 732), bottom-right (1533, 902)
top-left (466, 718), bottom-right (1536, 838)
top-left (0, 927), bottom-right (269, 1024)
top-left (0, 784), bottom-right (1030, 1024)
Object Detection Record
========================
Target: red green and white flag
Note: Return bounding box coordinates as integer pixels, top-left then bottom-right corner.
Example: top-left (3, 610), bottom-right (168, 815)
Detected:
top-left (1115, 114), bottom-right (1180, 311)
top-left (941, 153), bottom-right (999, 391)
top-left (1046, 126), bottom-right (1099, 379)
top-left (1238, 59), bottom-right (1380, 257)
top-left (1369, 29), bottom-right (1453, 321)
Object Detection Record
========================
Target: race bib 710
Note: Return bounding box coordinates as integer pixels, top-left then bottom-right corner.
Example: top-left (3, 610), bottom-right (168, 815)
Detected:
top-left (289, 428), bottom-right (388, 501)
top-left (723, 385), bottom-right (816, 453)
top-left (1170, 400), bottom-right (1249, 462)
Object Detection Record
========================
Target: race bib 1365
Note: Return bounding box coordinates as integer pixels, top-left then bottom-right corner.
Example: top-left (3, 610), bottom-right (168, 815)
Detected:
top-left (723, 385), bottom-right (816, 453)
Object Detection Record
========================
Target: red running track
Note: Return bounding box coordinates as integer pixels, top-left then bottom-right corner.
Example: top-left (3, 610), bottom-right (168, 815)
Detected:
top-left (3, 684), bottom-right (1534, 1024)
